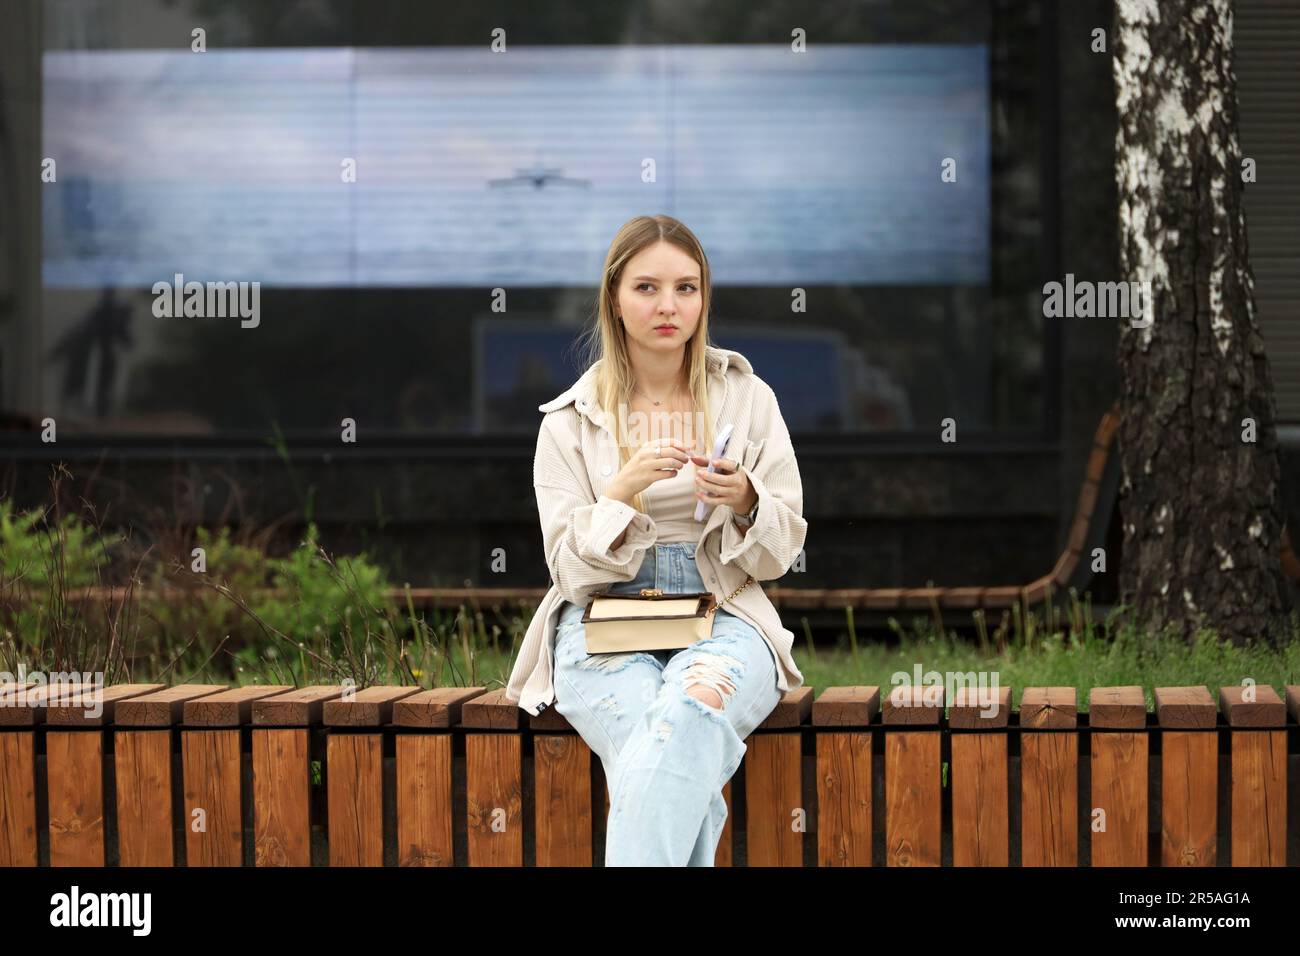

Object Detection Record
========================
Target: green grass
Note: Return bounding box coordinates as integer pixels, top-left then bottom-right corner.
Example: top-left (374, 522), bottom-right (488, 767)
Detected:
top-left (360, 605), bottom-right (1300, 714)
top-left (789, 622), bottom-right (1300, 712)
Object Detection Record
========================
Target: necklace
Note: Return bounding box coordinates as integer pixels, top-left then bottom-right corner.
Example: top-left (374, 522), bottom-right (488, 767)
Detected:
top-left (633, 383), bottom-right (680, 407)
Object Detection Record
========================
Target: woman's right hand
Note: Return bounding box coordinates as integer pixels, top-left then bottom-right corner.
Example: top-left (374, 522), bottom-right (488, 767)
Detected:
top-left (605, 437), bottom-right (694, 504)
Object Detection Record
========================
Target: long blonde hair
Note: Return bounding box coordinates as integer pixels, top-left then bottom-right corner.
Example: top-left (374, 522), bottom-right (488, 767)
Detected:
top-left (576, 215), bottom-right (716, 514)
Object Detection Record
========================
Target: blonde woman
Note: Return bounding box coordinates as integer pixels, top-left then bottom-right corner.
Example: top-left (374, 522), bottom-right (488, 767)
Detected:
top-left (505, 214), bottom-right (808, 866)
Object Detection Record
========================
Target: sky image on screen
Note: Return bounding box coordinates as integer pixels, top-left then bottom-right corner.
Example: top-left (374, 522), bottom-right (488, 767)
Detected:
top-left (42, 44), bottom-right (989, 288)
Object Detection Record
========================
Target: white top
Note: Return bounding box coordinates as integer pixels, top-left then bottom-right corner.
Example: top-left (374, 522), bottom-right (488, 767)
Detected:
top-left (643, 460), bottom-right (703, 543)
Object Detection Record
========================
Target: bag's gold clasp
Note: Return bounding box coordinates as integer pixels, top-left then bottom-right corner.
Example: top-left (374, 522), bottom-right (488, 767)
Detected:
top-left (639, 588), bottom-right (663, 597)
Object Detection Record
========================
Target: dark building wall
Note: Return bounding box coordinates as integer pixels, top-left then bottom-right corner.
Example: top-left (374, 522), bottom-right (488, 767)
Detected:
top-left (4, 0), bottom-right (1294, 605)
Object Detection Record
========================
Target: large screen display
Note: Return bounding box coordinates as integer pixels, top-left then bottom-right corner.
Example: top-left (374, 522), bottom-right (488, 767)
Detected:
top-left (42, 44), bottom-right (989, 288)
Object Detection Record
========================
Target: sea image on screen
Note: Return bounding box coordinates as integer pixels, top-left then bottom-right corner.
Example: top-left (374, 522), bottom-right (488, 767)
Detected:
top-left (42, 44), bottom-right (988, 288)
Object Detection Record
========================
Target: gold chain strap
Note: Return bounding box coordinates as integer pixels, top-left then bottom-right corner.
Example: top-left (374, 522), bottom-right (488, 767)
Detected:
top-left (707, 575), bottom-right (755, 615)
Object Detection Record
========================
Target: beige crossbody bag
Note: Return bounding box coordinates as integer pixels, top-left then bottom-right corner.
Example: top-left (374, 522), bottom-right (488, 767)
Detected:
top-left (581, 576), bottom-right (756, 653)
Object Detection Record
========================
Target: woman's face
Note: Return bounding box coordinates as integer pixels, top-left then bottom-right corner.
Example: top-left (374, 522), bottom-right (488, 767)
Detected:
top-left (615, 241), bottom-right (703, 357)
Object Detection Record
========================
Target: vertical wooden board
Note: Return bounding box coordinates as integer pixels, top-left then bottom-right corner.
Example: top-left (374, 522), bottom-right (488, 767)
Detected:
top-left (182, 729), bottom-right (243, 867)
top-left (327, 734), bottom-right (383, 866)
top-left (1231, 730), bottom-right (1287, 866)
top-left (1090, 732), bottom-right (1148, 866)
top-left (533, 735), bottom-right (592, 866)
top-left (816, 731), bottom-right (872, 866)
top-left (0, 732), bottom-right (38, 866)
top-left (744, 732), bottom-right (802, 866)
top-left (885, 732), bottom-right (941, 866)
top-left (951, 734), bottom-right (1008, 866)
top-left (714, 779), bottom-right (732, 867)
top-left (465, 733), bottom-right (522, 866)
top-left (1155, 686), bottom-right (1216, 867)
top-left (115, 730), bottom-right (174, 867)
top-left (47, 731), bottom-right (106, 866)
top-left (1020, 732), bottom-right (1078, 866)
top-left (1160, 731), bottom-right (1217, 866)
top-left (395, 735), bottom-right (453, 866)
top-left (252, 729), bottom-right (311, 866)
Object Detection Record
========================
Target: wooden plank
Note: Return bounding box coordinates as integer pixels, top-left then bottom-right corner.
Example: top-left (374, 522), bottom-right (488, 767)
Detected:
top-left (46, 683), bottom-right (164, 726)
top-left (885, 730), bottom-right (941, 865)
top-left (0, 681), bottom-right (36, 707)
top-left (1154, 686), bottom-right (1217, 730)
top-left (394, 687), bottom-right (486, 729)
top-left (863, 588), bottom-right (904, 609)
top-left (812, 686), bottom-right (880, 726)
top-left (756, 686), bottom-right (815, 729)
top-left (463, 688), bottom-right (522, 729)
top-left (252, 728), bottom-right (311, 866)
top-left (252, 685), bottom-right (344, 725)
top-left (0, 731), bottom-right (38, 865)
top-left (1089, 687), bottom-right (1147, 866)
top-left (115, 730), bottom-right (174, 866)
top-left (813, 686), bottom-right (877, 866)
top-left (465, 732), bottom-right (523, 865)
top-left (950, 684), bottom-right (1011, 729)
top-left (1021, 732), bottom-right (1078, 866)
top-left (1287, 685), bottom-right (1300, 726)
top-left (534, 734), bottom-right (592, 866)
top-left (1156, 687), bottom-right (1217, 866)
top-left (1076, 478), bottom-right (1099, 521)
top-left (182, 728), bottom-right (243, 866)
top-left (815, 730), bottom-right (871, 866)
top-left (902, 587), bottom-right (946, 609)
top-left (1085, 445), bottom-right (1107, 483)
top-left (115, 684), bottom-right (228, 726)
top-left (1218, 683), bottom-right (1285, 726)
top-left (396, 733), bottom-right (454, 865)
top-left (327, 733), bottom-right (383, 866)
top-left (184, 685), bottom-right (293, 726)
top-left (944, 586), bottom-right (985, 609)
top-left (1090, 685), bottom-right (1146, 729)
top-left (745, 731), bottom-right (802, 866)
top-left (1020, 686), bottom-right (1077, 729)
top-left (1020, 686), bottom-right (1077, 866)
top-left (882, 683), bottom-right (944, 726)
top-left (951, 734), bottom-right (1008, 866)
top-left (0, 683), bottom-right (94, 727)
top-left (1230, 731), bottom-right (1287, 866)
top-left (47, 730), bottom-right (106, 866)
top-left (982, 585), bottom-right (1021, 608)
top-left (951, 684), bottom-right (1011, 866)
top-left (1022, 575), bottom-right (1054, 605)
top-left (1221, 685), bottom-right (1286, 866)
top-left (323, 685), bottom-right (423, 727)
top-left (1050, 550), bottom-right (1079, 588)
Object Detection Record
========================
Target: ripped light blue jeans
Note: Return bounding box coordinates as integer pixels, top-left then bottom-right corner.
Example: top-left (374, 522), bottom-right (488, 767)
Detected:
top-left (551, 541), bottom-right (782, 866)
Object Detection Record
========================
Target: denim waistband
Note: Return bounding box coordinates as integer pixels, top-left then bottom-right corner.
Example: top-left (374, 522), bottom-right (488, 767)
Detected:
top-left (611, 541), bottom-right (704, 595)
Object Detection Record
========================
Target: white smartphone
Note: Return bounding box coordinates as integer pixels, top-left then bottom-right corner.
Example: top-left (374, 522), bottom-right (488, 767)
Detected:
top-left (693, 422), bottom-right (735, 521)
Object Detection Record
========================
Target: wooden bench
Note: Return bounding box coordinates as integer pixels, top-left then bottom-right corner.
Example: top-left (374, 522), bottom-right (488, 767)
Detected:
top-left (0, 680), bottom-right (1294, 866)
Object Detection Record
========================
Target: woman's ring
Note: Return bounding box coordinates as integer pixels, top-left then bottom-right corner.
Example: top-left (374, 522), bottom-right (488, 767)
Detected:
top-left (653, 444), bottom-right (660, 455)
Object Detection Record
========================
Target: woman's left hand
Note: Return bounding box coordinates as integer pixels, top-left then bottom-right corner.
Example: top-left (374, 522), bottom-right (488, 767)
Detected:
top-left (690, 454), bottom-right (759, 514)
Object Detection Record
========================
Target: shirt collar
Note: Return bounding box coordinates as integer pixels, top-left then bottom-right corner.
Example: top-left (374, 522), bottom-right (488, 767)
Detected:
top-left (538, 345), bottom-right (752, 430)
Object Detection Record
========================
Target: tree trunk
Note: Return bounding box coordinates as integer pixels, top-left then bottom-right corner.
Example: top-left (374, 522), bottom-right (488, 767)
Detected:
top-left (1112, 0), bottom-right (1291, 644)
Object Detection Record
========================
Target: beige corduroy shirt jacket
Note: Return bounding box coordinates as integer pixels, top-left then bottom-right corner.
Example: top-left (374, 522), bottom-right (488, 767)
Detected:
top-left (505, 344), bottom-right (808, 716)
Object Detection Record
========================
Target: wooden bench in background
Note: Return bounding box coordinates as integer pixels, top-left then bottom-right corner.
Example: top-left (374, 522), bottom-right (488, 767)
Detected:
top-left (0, 681), bottom-right (1295, 867)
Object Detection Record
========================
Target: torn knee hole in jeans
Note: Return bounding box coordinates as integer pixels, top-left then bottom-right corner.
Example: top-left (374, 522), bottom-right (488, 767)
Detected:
top-left (577, 651), bottom-right (650, 674)
top-left (682, 653), bottom-right (745, 711)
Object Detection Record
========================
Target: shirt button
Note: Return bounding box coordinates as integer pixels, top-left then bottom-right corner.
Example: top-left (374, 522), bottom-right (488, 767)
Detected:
top-left (601, 464), bottom-right (612, 476)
